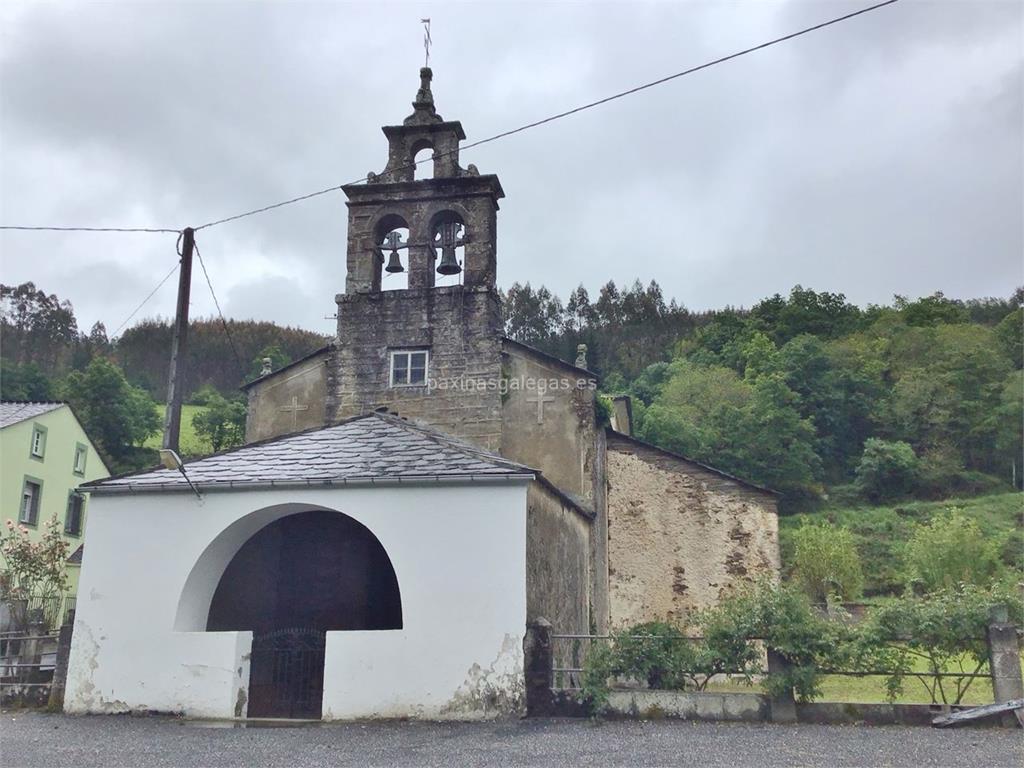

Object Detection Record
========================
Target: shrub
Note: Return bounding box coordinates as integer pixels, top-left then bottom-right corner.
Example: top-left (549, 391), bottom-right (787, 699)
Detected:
top-left (1, 516), bottom-right (69, 630)
top-left (854, 439), bottom-right (919, 502)
top-left (188, 383), bottom-right (221, 406)
top-left (903, 511), bottom-right (1004, 593)
top-left (191, 392), bottom-right (247, 453)
top-left (859, 582), bottom-right (1023, 704)
top-left (790, 522), bottom-right (863, 603)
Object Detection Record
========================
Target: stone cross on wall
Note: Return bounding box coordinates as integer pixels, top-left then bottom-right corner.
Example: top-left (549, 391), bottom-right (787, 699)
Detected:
top-left (526, 391), bottom-right (555, 424)
top-left (280, 396), bottom-right (309, 430)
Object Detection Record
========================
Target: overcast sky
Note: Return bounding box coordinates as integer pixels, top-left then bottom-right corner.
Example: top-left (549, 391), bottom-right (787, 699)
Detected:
top-left (1, 0), bottom-right (1021, 337)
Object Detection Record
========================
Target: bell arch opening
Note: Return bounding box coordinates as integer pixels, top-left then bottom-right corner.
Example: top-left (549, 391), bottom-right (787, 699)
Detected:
top-left (411, 139), bottom-right (434, 180)
top-left (376, 213), bottom-right (410, 291)
top-left (205, 509), bottom-right (402, 632)
top-left (430, 210), bottom-right (465, 288)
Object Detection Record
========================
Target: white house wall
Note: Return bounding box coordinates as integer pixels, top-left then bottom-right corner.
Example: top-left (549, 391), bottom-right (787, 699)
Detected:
top-left (64, 482), bottom-right (528, 719)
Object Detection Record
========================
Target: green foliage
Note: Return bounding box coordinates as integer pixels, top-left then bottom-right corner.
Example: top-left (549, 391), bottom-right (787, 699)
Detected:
top-left (0, 360), bottom-right (53, 400)
top-left (583, 582), bottom-right (849, 710)
top-left (248, 344), bottom-right (291, 382)
top-left (188, 383), bottom-right (221, 406)
top-left (790, 522), bottom-right (863, 603)
top-left (192, 392), bottom-right (247, 453)
top-left (904, 512), bottom-right (1004, 593)
top-left (0, 282), bottom-right (78, 375)
top-left (582, 619), bottom-right (761, 712)
top-left (895, 292), bottom-right (970, 328)
top-left (750, 286), bottom-right (863, 344)
top-left (992, 371), bottom-right (1023, 490)
top-left (859, 583), bottom-right (1023, 704)
top-left (638, 362), bottom-right (822, 497)
top-left (854, 439), bottom-right (919, 502)
top-left (780, 492), bottom-right (1021, 597)
top-left (0, 516), bottom-right (69, 601)
top-left (994, 308), bottom-right (1023, 368)
top-left (594, 395), bottom-right (612, 427)
top-left (59, 357), bottom-right (161, 471)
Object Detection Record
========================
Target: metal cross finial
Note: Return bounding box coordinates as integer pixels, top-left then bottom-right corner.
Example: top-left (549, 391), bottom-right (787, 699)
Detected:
top-left (421, 18), bottom-right (431, 67)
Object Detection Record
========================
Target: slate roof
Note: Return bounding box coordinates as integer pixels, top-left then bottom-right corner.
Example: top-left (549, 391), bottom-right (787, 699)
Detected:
top-left (0, 401), bottom-right (66, 429)
top-left (84, 412), bottom-right (535, 494)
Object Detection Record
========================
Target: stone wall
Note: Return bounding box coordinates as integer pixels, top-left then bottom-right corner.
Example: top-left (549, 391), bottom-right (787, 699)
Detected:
top-left (500, 340), bottom-right (598, 503)
top-left (525, 481), bottom-right (591, 635)
top-left (329, 286), bottom-right (505, 452)
top-left (605, 432), bottom-right (780, 629)
top-left (244, 349), bottom-right (329, 443)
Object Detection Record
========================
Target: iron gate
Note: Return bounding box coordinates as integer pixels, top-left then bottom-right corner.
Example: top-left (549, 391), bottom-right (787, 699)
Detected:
top-left (247, 628), bottom-right (326, 719)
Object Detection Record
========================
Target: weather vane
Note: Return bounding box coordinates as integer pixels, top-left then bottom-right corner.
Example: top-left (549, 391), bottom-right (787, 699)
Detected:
top-left (421, 18), bottom-right (431, 67)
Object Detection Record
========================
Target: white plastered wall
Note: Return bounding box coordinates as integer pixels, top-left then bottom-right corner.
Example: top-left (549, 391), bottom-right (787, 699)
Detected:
top-left (64, 482), bottom-right (528, 719)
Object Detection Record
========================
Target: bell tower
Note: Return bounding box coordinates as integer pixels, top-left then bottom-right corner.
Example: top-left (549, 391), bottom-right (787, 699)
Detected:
top-left (329, 68), bottom-right (507, 450)
top-left (342, 67), bottom-right (504, 293)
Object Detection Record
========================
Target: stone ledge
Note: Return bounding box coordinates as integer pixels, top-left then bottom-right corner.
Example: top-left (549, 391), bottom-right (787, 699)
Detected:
top-left (605, 690), bottom-right (767, 722)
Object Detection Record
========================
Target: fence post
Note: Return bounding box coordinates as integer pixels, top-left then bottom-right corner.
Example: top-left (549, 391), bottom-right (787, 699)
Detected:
top-left (523, 618), bottom-right (554, 717)
top-left (986, 605), bottom-right (1024, 728)
top-left (767, 648), bottom-right (797, 724)
top-left (46, 622), bottom-right (74, 712)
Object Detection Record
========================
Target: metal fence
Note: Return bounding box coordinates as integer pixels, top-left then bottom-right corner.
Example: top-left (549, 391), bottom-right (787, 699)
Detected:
top-left (550, 631), bottom-right (998, 707)
top-left (0, 595), bottom-right (76, 706)
top-left (2, 595), bottom-right (75, 634)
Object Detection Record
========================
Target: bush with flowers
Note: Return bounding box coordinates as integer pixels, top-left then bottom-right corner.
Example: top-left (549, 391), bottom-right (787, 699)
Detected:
top-left (1, 515), bottom-right (69, 629)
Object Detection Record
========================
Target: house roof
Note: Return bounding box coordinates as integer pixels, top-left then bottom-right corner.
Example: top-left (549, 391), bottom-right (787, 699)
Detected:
top-left (0, 401), bottom-right (66, 429)
top-left (84, 412), bottom-right (535, 494)
top-left (68, 544), bottom-right (84, 565)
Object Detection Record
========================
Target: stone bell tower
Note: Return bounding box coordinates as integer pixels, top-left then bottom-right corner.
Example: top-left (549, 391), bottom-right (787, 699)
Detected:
top-left (327, 67), bottom-right (507, 450)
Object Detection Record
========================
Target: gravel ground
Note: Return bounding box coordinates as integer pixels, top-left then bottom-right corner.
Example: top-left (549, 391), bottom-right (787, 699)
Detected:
top-left (1, 712), bottom-right (1021, 768)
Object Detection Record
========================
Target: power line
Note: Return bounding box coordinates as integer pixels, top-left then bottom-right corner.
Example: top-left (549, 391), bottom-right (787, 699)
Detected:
top-left (111, 262), bottom-right (180, 337)
top-left (194, 0), bottom-right (900, 231)
top-left (1, 0), bottom-right (900, 236)
top-left (0, 225), bottom-right (179, 234)
top-left (193, 238), bottom-right (247, 379)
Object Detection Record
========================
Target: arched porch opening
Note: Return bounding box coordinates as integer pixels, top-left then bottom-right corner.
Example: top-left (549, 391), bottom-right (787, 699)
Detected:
top-left (206, 509), bottom-right (402, 633)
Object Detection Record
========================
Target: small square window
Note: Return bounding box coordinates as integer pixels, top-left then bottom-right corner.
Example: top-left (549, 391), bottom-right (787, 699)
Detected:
top-left (73, 444), bottom-right (88, 475)
top-left (65, 493), bottom-right (84, 537)
top-left (30, 425), bottom-right (46, 459)
top-left (20, 480), bottom-right (41, 526)
top-left (390, 350), bottom-right (429, 387)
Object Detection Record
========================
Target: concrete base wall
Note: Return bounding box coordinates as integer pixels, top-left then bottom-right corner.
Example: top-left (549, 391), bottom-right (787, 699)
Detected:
top-left (606, 690), bottom-right (768, 722)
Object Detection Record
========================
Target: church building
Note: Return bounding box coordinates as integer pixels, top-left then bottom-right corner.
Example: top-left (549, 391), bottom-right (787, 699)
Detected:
top-left (65, 68), bottom-right (779, 720)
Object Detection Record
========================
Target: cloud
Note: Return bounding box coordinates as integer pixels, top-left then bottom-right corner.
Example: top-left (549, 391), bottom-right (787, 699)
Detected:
top-left (1, 0), bottom-right (1020, 333)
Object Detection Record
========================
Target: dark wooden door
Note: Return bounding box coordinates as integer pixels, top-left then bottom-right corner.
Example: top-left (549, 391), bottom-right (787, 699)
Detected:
top-left (247, 628), bottom-right (326, 719)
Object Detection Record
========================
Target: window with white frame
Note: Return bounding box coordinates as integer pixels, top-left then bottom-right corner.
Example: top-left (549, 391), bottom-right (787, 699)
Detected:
top-left (65, 492), bottom-right (85, 537)
top-left (73, 444), bottom-right (88, 475)
top-left (389, 350), bottom-right (429, 387)
top-left (30, 424), bottom-right (46, 458)
top-left (20, 479), bottom-right (41, 526)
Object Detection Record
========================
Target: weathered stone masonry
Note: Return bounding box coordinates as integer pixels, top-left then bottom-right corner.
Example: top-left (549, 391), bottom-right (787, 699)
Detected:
top-left (605, 431), bottom-right (780, 629)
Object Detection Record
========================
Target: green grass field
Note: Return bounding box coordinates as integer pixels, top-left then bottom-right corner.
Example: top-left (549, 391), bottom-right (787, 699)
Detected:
top-left (143, 404), bottom-right (210, 457)
top-left (779, 492), bottom-right (1023, 596)
top-left (708, 667), bottom-right (997, 706)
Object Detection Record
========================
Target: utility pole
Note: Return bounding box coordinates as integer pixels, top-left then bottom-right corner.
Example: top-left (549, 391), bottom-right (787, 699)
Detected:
top-left (162, 227), bottom-right (194, 453)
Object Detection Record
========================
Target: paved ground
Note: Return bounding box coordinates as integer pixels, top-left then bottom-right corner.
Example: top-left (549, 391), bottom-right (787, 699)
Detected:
top-left (2, 712), bottom-right (1021, 768)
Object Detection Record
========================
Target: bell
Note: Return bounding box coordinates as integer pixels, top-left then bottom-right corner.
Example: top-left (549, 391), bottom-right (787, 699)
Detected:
top-left (436, 245), bottom-right (461, 275)
top-left (384, 249), bottom-right (404, 274)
